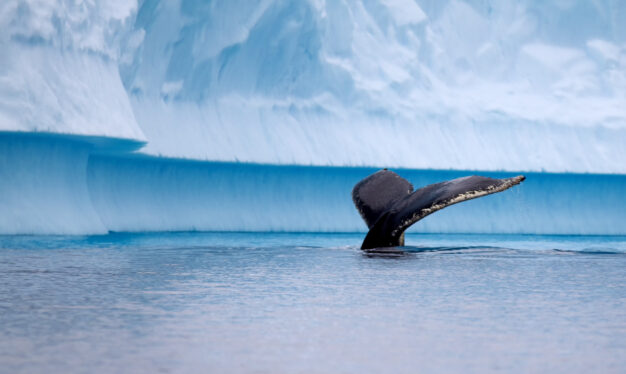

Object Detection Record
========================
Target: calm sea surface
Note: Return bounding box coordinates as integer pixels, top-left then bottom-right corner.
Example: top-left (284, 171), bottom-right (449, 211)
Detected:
top-left (1, 233), bottom-right (625, 373)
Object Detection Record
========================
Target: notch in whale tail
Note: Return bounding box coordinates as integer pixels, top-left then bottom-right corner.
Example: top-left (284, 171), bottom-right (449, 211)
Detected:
top-left (352, 170), bottom-right (525, 250)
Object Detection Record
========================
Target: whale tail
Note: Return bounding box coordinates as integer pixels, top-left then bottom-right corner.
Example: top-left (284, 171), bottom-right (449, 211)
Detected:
top-left (352, 170), bottom-right (525, 249)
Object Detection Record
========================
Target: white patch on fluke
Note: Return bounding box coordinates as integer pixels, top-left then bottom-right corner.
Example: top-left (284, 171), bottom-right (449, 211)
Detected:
top-left (391, 176), bottom-right (526, 238)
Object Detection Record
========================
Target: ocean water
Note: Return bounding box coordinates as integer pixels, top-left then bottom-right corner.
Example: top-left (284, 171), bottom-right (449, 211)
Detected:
top-left (1, 232), bottom-right (625, 373)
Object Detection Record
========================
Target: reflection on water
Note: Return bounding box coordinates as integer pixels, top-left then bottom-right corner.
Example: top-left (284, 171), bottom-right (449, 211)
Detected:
top-left (1, 233), bottom-right (625, 373)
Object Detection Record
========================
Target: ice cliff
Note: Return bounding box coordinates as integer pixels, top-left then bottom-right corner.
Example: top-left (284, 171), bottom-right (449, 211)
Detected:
top-left (0, 0), bottom-right (144, 141)
top-left (123, 0), bottom-right (626, 172)
top-left (2, 132), bottom-right (625, 235)
top-left (1, 1), bottom-right (626, 235)
top-left (2, 0), bottom-right (626, 172)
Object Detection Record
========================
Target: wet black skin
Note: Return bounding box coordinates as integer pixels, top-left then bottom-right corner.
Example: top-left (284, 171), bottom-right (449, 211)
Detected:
top-left (352, 170), bottom-right (525, 250)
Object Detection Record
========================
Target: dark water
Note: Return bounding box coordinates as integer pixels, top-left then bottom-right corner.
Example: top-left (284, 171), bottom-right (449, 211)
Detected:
top-left (1, 233), bottom-right (625, 373)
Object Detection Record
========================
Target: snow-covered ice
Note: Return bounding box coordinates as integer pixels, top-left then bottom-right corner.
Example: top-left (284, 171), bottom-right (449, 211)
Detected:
top-left (1, 0), bottom-right (625, 172)
top-left (121, 0), bottom-right (626, 172)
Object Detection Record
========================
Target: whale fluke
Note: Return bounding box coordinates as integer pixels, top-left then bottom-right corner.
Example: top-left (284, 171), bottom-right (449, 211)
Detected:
top-left (352, 170), bottom-right (525, 249)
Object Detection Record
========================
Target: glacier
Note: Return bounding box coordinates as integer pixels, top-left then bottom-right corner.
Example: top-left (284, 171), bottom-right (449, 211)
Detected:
top-left (1, 0), bottom-right (625, 234)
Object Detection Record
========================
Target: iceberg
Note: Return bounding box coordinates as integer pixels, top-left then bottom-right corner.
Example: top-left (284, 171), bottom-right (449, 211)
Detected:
top-left (0, 0), bottom-right (144, 140)
top-left (120, 0), bottom-right (626, 172)
top-left (1, 1), bottom-right (625, 234)
top-left (1, 132), bottom-right (625, 235)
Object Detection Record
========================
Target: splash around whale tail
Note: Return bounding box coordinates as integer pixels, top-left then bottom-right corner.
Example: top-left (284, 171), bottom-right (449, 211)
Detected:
top-left (352, 170), bottom-right (525, 249)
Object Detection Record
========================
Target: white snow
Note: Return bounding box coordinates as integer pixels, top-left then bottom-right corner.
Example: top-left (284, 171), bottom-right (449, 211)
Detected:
top-left (119, 0), bottom-right (626, 173)
top-left (0, 0), bottom-right (144, 140)
top-left (1, 0), bottom-right (625, 173)
top-left (380, 0), bottom-right (427, 26)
